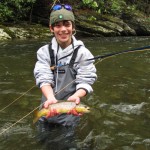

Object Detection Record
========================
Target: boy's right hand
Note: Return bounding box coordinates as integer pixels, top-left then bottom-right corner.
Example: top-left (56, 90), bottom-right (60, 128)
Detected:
top-left (43, 99), bottom-right (58, 108)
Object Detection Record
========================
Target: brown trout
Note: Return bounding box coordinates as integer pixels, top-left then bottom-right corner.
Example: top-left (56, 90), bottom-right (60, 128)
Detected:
top-left (33, 101), bottom-right (90, 123)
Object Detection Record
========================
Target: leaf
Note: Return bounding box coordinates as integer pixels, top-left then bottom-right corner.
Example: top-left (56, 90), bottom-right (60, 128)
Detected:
top-left (82, 0), bottom-right (93, 5)
top-left (91, 1), bottom-right (98, 8)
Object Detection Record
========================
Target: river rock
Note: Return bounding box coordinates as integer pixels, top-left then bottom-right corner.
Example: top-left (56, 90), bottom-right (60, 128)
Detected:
top-left (0, 28), bottom-right (11, 40)
top-left (121, 13), bottom-right (150, 36)
top-left (76, 14), bottom-right (136, 36)
top-left (0, 25), bottom-right (51, 40)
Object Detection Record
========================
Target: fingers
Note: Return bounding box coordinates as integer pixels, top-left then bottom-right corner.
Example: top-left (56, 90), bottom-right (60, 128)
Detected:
top-left (43, 99), bottom-right (58, 108)
top-left (67, 96), bottom-right (80, 104)
top-left (44, 101), bottom-right (51, 108)
top-left (75, 97), bottom-right (80, 104)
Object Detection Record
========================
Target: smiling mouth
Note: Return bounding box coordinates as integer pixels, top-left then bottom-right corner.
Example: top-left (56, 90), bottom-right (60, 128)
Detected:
top-left (60, 35), bottom-right (68, 39)
top-left (60, 33), bottom-right (68, 36)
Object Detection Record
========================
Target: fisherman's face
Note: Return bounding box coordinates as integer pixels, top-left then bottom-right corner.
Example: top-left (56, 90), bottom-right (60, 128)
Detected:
top-left (50, 20), bottom-right (74, 48)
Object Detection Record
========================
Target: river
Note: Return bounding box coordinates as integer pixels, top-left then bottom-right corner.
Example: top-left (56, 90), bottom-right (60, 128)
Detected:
top-left (0, 36), bottom-right (150, 150)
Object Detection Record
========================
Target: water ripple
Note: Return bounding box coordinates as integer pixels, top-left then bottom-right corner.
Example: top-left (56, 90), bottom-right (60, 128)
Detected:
top-left (110, 102), bottom-right (149, 115)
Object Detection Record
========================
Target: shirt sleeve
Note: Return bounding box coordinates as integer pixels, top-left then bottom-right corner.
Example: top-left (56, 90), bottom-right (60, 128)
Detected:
top-left (33, 45), bottom-right (55, 88)
top-left (75, 47), bottom-right (97, 93)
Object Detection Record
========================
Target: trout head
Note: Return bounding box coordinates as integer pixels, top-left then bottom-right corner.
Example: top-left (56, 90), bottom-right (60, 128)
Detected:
top-left (75, 104), bottom-right (90, 113)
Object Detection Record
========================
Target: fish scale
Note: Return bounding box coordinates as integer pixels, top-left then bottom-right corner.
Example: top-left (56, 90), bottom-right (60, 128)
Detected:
top-left (49, 101), bottom-right (76, 112)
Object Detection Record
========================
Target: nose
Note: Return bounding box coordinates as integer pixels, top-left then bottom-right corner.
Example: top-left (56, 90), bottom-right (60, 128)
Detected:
top-left (60, 25), bottom-right (67, 32)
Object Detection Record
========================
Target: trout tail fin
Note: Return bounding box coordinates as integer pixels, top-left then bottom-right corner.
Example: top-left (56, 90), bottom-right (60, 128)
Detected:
top-left (33, 110), bottom-right (39, 124)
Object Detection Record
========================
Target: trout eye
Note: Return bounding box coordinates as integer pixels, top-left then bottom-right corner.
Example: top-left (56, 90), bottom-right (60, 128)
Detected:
top-left (85, 106), bottom-right (90, 111)
top-left (87, 107), bottom-right (90, 110)
top-left (85, 106), bottom-right (88, 108)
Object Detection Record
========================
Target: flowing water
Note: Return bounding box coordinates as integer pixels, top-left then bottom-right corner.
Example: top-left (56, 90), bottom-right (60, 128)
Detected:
top-left (0, 37), bottom-right (150, 150)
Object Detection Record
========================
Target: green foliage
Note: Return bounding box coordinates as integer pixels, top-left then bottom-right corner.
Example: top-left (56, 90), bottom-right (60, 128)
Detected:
top-left (0, 0), bottom-right (36, 22)
top-left (82, 0), bottom-right (98, 9)
top-left (88, 16), bottom-right (97, 21)
top-left (82, 0), bottom-right (125, 14)
top-left (0, 0), bottom-right (149, 23)
top-left (81, 0), bottom-right (148, 16)
top-left (0, 3), bottom-right (13, 22)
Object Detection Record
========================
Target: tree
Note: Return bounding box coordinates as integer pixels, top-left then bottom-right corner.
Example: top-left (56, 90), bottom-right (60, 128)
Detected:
top-left (0, 0), bottom-right (36, 23)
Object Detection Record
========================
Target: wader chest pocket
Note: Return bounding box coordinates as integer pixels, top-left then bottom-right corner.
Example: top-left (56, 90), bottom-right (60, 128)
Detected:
top-left (56, 69), bottom-right (65, 74)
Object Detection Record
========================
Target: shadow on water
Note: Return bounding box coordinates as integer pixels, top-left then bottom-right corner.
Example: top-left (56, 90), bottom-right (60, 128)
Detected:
top-left (35, 121), bottom-right (79, 150)
top-left (0, 37), bottom-right (150, 150)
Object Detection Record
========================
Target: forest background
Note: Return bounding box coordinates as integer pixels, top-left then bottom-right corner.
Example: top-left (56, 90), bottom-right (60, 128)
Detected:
top-left (0, 0), bottom-right (150, 39)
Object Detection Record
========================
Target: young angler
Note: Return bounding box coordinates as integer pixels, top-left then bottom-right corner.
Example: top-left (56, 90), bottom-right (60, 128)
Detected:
top-left (34, 4), bottom-right (97, 147)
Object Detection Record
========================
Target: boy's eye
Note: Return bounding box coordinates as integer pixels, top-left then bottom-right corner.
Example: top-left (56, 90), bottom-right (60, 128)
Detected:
top-left (64, 22), bottom-right (71, 27)
top-left (55, 23), bottom-right (61, 27)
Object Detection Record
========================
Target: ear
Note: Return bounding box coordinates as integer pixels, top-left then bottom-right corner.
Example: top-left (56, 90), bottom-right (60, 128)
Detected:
top-left (72, 28), bottom-right (75, 33)
top-left (72, 29), bottom-right (76, 36)
top-left (72, 27), bottom-right (76, 35)
top-left (49, 25), bottom-right (54, 33)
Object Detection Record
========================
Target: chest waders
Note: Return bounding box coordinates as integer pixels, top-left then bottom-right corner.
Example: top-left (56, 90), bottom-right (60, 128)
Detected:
top-left (41, 44), bottom-right (81, 126)
top-left (53, 46), bottom-right (81, 100)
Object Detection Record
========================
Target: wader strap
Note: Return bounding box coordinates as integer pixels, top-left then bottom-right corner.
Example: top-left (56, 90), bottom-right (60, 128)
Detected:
top-left (69, 45), bottom-right (81, 67)
top-left (49, 44), bottom-right (55, 67)
top-left (49, 44), bottom-right (81, 67)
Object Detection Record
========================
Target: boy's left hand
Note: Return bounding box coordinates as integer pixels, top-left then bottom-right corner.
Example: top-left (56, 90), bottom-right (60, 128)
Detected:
top-left (67, 96), bottom-right (80, 104)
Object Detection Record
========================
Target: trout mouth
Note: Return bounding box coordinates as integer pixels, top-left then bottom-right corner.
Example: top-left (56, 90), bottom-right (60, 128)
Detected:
top-left (85, 106), bottom-right (90, 112)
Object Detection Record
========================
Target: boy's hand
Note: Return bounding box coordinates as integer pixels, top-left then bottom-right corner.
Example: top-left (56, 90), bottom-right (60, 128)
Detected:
top-left (67, 96), bottom-right (80, 104)
top-left (43, 99), bottom-right (58, 108)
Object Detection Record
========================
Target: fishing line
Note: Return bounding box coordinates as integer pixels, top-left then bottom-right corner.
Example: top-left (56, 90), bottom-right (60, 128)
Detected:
top-left (0, 45), bottom-right (149, 135)
top-left (0, 105), bottom-right (40, 136)
top-left (0, 81), bottom-right (76, 136)
top-left (0, 60), bottom-right (97, 135)
top-left (0, 85), bottom-right (36, 112)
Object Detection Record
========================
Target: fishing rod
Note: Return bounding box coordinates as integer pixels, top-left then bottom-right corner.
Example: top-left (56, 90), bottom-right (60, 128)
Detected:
top-left (85, 45), bottom-right (150, 62)
top-left (51, 45), bottom-right (150, 70)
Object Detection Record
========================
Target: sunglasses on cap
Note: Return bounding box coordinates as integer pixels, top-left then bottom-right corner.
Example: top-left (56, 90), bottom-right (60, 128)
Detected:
top-left (52, 4), bottom-right (72, 11)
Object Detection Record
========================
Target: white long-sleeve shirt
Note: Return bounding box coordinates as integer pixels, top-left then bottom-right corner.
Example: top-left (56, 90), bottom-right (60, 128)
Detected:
top-left (34, 36), bottom-right (97, 93)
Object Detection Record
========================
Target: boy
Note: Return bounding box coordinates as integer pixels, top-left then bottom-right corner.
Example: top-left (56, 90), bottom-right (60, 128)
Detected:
top-left (34, 4), bottom-right (97, 148)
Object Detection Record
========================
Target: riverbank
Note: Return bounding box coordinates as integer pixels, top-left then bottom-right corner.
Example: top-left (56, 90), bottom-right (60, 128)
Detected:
top-left (0, 11), bottom-right (150, 40)
top-left (75, 11), bottom-right (150, 37)
top-left (0, 23), bottom-right (51, 40)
